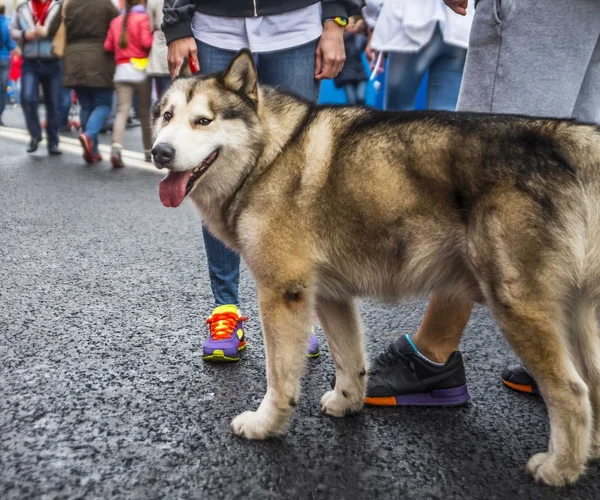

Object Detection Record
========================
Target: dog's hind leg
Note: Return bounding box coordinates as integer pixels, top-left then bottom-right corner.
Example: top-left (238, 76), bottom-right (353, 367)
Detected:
top-left (469, 189), bottom-right (592, 485)
top-left (567, 297), bottom-right (600, 459)
top-left (316, 296), bottom-right (367, 417)
top-left (487, 296), bottom-right (591, 486)
top-left (230, 282), bottom-right (313, 440)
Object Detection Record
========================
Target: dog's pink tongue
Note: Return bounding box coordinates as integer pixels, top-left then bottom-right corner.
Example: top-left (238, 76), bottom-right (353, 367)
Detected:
top-left (159, 171), bottom-right (192, 208)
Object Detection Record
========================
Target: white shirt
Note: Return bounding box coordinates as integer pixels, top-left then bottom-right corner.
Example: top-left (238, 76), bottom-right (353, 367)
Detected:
top-left (114, 63), bottom-right (147, 83)
top-left (363, 0), bottom-right (474, 52)
top-left (191, 4), bottom-right (323, 54)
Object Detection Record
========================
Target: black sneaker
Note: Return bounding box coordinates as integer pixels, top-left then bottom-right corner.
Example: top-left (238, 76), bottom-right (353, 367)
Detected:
top-left (364, 335), bottom-right (470, 406)
top-left (501, 364), bottom-right (539, 395)
top-left (48, 144), bottom-right (62, 156)
top-left (27, 136), bottom-right (42, 153)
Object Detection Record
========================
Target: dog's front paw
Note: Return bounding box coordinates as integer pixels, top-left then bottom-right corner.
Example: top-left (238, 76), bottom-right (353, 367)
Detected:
top-left (230, 411), bottom-right (281, 440)
top-left (526, 452), bottom-right (585, 486)
top-left (320, 390), bottom-right (363, 417)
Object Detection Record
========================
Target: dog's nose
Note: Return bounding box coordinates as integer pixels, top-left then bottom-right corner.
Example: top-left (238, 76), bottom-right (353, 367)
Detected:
top-left (152, 143), bottom-right (176, 167)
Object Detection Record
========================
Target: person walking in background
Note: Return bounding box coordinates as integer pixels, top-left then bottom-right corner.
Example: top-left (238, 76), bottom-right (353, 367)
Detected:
top-left (0, 2), bottom-right (17, 126)
top-left (334, 16), bottom-right (367, 105)
top-left (10, 0), bottom-right (63, 155)
top-left (163, 0), bottom-right (361, 362)
top-left (62, 0), bottom-right (118, 163)
top-left (104, 0), bottom-right (153, 168)
top-left (363, 0), bottom-right (473, 111)
top-left (58, 85), bottom-right (72, 132)
top-left (8, 48), bottom-right (23, 106)
top-left (146, 0), bottom-right (169, 99)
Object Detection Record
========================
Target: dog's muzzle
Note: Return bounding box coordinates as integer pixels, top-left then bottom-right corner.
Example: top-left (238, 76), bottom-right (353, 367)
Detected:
top-left (152, 143), bottom-right (176, 168)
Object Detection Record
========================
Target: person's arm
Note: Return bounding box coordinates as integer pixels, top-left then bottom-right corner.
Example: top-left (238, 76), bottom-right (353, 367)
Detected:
top-left (162, 0), bottom-right (196, 45)
top-left (316, 1), bottom-right (364, 80)
top-left (163, 0), bottom-right (198, 78)
top-left (321, 0), bottom-right (363, 21)
top-left (9, 11), bottom-right (29, 43)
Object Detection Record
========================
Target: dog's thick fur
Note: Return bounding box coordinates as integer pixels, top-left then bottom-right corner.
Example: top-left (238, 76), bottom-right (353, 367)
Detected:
top-left (152, 50), bottom-right (600, 486)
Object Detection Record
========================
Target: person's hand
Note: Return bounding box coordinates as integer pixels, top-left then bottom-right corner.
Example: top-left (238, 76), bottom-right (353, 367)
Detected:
top-left (168, 37), bottom-right (199, 79)
top-left (444, 0), bottom-right (468, 15)
top-left (35, 24), bottom-right (48, 38)
top-left (315, 21), bottom-right (345, 80)
top-left (365, 29), bottom-right (383, 73)
top-left (354, 18), bottom-right (367, 35)
top-left (24, 30), bottom-right (37, 42)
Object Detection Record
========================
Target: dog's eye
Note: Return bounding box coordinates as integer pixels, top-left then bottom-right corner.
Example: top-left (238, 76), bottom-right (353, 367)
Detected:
top-left (195, 117), bottom-right (212, 126)
top-left (163, 111), bottom-right (173, 122)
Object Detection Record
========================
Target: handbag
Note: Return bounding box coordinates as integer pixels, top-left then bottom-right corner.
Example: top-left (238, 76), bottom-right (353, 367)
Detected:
top-left (52, 0), bottom-right (69, 58)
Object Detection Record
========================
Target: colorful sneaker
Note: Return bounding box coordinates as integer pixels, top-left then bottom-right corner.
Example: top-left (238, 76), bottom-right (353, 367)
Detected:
top-left (363, 334), bottom-right (470, 406)
top-left (203, 305), bottom-right (247, 362)
top-left (307, 331), bottom-right (320, 358)
top-left (307, 314), bottom-right (320, 358)
top-left (501, 364), bottom-right (539, 395)
top-left (79, 133), bottom-right (101, 164)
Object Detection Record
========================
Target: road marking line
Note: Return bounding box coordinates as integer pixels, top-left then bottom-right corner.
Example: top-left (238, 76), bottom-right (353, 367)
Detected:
top-left (0, 125), bottom-right (161, 173)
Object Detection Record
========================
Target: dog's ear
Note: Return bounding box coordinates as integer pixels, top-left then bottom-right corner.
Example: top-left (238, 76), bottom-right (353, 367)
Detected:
top-left (221, 49), bottom-right (258, 103)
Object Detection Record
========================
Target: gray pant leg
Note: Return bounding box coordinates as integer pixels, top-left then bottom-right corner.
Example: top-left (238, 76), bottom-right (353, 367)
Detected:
top-left (457, 0), bottom-right (600, 118)
top-left (572, 35), bottom-right (600, 123)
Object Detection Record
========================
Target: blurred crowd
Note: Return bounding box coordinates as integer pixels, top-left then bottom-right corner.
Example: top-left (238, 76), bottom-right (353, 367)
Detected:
top-left (0, 0), bottom-right (475, 168)
top-left (0, 0), bottom-right (168, 165)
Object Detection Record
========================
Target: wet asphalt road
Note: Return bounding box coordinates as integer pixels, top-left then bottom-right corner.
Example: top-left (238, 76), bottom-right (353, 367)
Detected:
top-left (1, 137), bottom-right (599, 500)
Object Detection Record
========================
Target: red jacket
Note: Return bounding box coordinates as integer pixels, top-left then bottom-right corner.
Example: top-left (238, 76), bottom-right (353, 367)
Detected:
top-left (104, 11), bottom-right (153, 65)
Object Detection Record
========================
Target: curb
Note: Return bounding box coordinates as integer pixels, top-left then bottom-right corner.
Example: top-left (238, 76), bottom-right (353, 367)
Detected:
top-left (0, 125), bottom-right (161, 174)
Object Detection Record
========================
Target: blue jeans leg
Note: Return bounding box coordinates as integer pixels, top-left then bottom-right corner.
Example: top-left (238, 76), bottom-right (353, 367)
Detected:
top-left (355, 80), bottom-right (367, 104)
top-left (426, 48), bottom-right (466, 111)
top-left (37, 60), bottom-right (62, 147)
top-left (88, 88), bottom-right (112, 153)
top-left (385, 45), bottom-right (436, 111)
top-left (197, 41), bottom-right (242, 307)
top-left (344, 83), bottom-right (358, 105)
top-left (76, 87), bottom-right (112, 153)
top-left (61, 88), bottom-right (72, 129)
top-left (257, 40), bottom-right (320, 101)
top-left (21, 61), bottom-right (42, 140)
top-left (76, 87), bottom-right (92, 132)
top-left (0, 59), bottom-right (9, 119)
top-left (385, 25), bottom-right (466, 112)
top-left (11, 79), bottom-right (21, 105)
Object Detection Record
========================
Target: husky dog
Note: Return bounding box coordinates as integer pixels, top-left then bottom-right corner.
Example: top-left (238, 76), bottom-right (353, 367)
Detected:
top-left (152, 50), bottom-right (600, 486)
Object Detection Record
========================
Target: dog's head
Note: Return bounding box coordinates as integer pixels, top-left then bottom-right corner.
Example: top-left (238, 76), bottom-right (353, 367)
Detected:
top-left (152, 49), bottom-right (263, 208)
